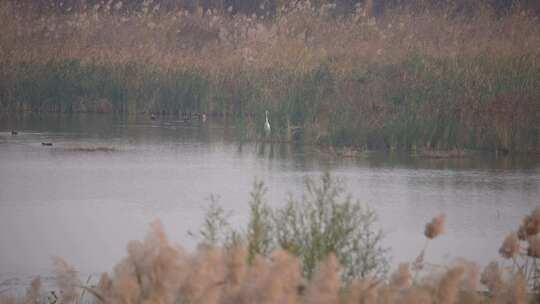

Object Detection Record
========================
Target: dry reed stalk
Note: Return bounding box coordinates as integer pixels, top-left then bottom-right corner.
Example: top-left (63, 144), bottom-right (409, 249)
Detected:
top-left (2, 1), bottom-right (540, 72)
top-left (345, 279), bottom-right (383, 304)
top-left (254, 250), bottom-right (301, 304)
top-left (390, 263), bottom-right (411, 289)
top-left (480, 261), bottom-right (503, 298)
top-left (518, 208), bottom-right (540, 240)
top-left (51, 257), bottom-right (80, 303)
top-left (18, 210), bottom-right (535, 304)
top-left (453, 259), bottom-right (479, 293)
top-left (24, 277), bottom-right (41, 304)
top-left (527, 235), bottom-right (540, 258)
top-left (401, 287), bottom-right (433, 304)
top-left (499, 232), bottom-right (521, 259)
top-left (437, 266), bottom-right (465, 304)
top-left (304, 253), bottom-right (340, 304)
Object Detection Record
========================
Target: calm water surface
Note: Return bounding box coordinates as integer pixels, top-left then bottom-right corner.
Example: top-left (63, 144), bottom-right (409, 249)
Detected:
top-left (1, 114), bottom-right (539, 286)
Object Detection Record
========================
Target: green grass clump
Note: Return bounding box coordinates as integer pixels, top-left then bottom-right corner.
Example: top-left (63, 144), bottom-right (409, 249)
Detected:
top-left (199, 173), bottom-right (390, 283)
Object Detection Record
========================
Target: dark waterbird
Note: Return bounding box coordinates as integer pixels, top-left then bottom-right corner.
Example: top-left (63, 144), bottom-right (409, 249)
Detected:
top-left (11, 130), bottom-right (18, 135)
top-left (41, 142), bottom-right (53, 146)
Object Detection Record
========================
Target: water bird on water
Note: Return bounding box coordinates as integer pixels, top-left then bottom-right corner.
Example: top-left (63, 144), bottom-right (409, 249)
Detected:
top-left (264, 111), bottom-right (271, 135)
top-left (11, 130), bottom-right (18, 135)
top-left (42, 142), bottom-right (53, 146)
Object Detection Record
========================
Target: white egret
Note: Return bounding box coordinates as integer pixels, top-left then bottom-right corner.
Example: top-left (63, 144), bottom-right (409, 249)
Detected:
top-left (264, 110), bottom-right (271, 134)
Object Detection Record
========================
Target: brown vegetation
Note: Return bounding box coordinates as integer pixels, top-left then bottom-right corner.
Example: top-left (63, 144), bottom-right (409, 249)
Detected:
top-left (0, 0), bottom-right (539, 150)
top-left (0, 216), bottom-right (529, 304)
top-left (3, 203), bottom-right (540, 303)
top-left (424, 214), bottom-right (446, 239)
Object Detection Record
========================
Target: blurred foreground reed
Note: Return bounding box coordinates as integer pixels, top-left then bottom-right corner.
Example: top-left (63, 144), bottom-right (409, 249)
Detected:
top-left (1, 173), bottom-right (539, 303)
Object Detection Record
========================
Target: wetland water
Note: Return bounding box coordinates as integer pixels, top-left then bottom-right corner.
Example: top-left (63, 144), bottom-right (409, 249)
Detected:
top-left (1, 113), bottom-right (539, 286)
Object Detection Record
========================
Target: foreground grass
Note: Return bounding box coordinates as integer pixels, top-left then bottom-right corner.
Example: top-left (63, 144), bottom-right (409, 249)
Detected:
top-left (1, 173), bottom-right (538, 304)
top-left (1, 1), bottom-right (539, 151)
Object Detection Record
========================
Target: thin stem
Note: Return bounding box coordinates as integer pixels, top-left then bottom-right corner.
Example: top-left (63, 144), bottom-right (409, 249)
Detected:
top-left (78, 275), bottom-right (93, 304)
top-left (412, 239), bottom-right (429, 284)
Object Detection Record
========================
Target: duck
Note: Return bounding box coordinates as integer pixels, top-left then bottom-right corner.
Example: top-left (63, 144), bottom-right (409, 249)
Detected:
top-left (11, 130), bottom-right (18, 135)
top-left (41, 142), bottom-right (53, 146)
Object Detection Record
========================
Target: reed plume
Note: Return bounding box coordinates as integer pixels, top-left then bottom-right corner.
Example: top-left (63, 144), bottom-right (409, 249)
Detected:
top-left (9, 219), bottom-right (531, 304)
top-left (518, 207), bottom-right (540, 240)
top-left (52, 257), bottom-right (80, 303)
top-left (499, 232), bottom-right (520, 259)
top-left (23, 277), bottom-right (41, 304)
top-left (424, 214), bottom-right (446, 239)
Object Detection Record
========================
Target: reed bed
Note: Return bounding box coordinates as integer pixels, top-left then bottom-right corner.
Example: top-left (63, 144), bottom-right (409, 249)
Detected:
top-left (1, 1), bottom-right (539, 151)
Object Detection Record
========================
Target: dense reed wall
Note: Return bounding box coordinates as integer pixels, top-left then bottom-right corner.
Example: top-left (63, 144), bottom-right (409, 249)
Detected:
top-left (1, 1), bottom-right (539, 151)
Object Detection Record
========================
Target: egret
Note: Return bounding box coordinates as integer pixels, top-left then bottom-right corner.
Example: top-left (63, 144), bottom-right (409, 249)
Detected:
top-left (264, 110), bottom-right (271, 135)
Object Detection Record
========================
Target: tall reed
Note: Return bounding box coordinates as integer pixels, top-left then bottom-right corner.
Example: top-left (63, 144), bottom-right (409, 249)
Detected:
top-left (1, 1), bottom-right (539, 151)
